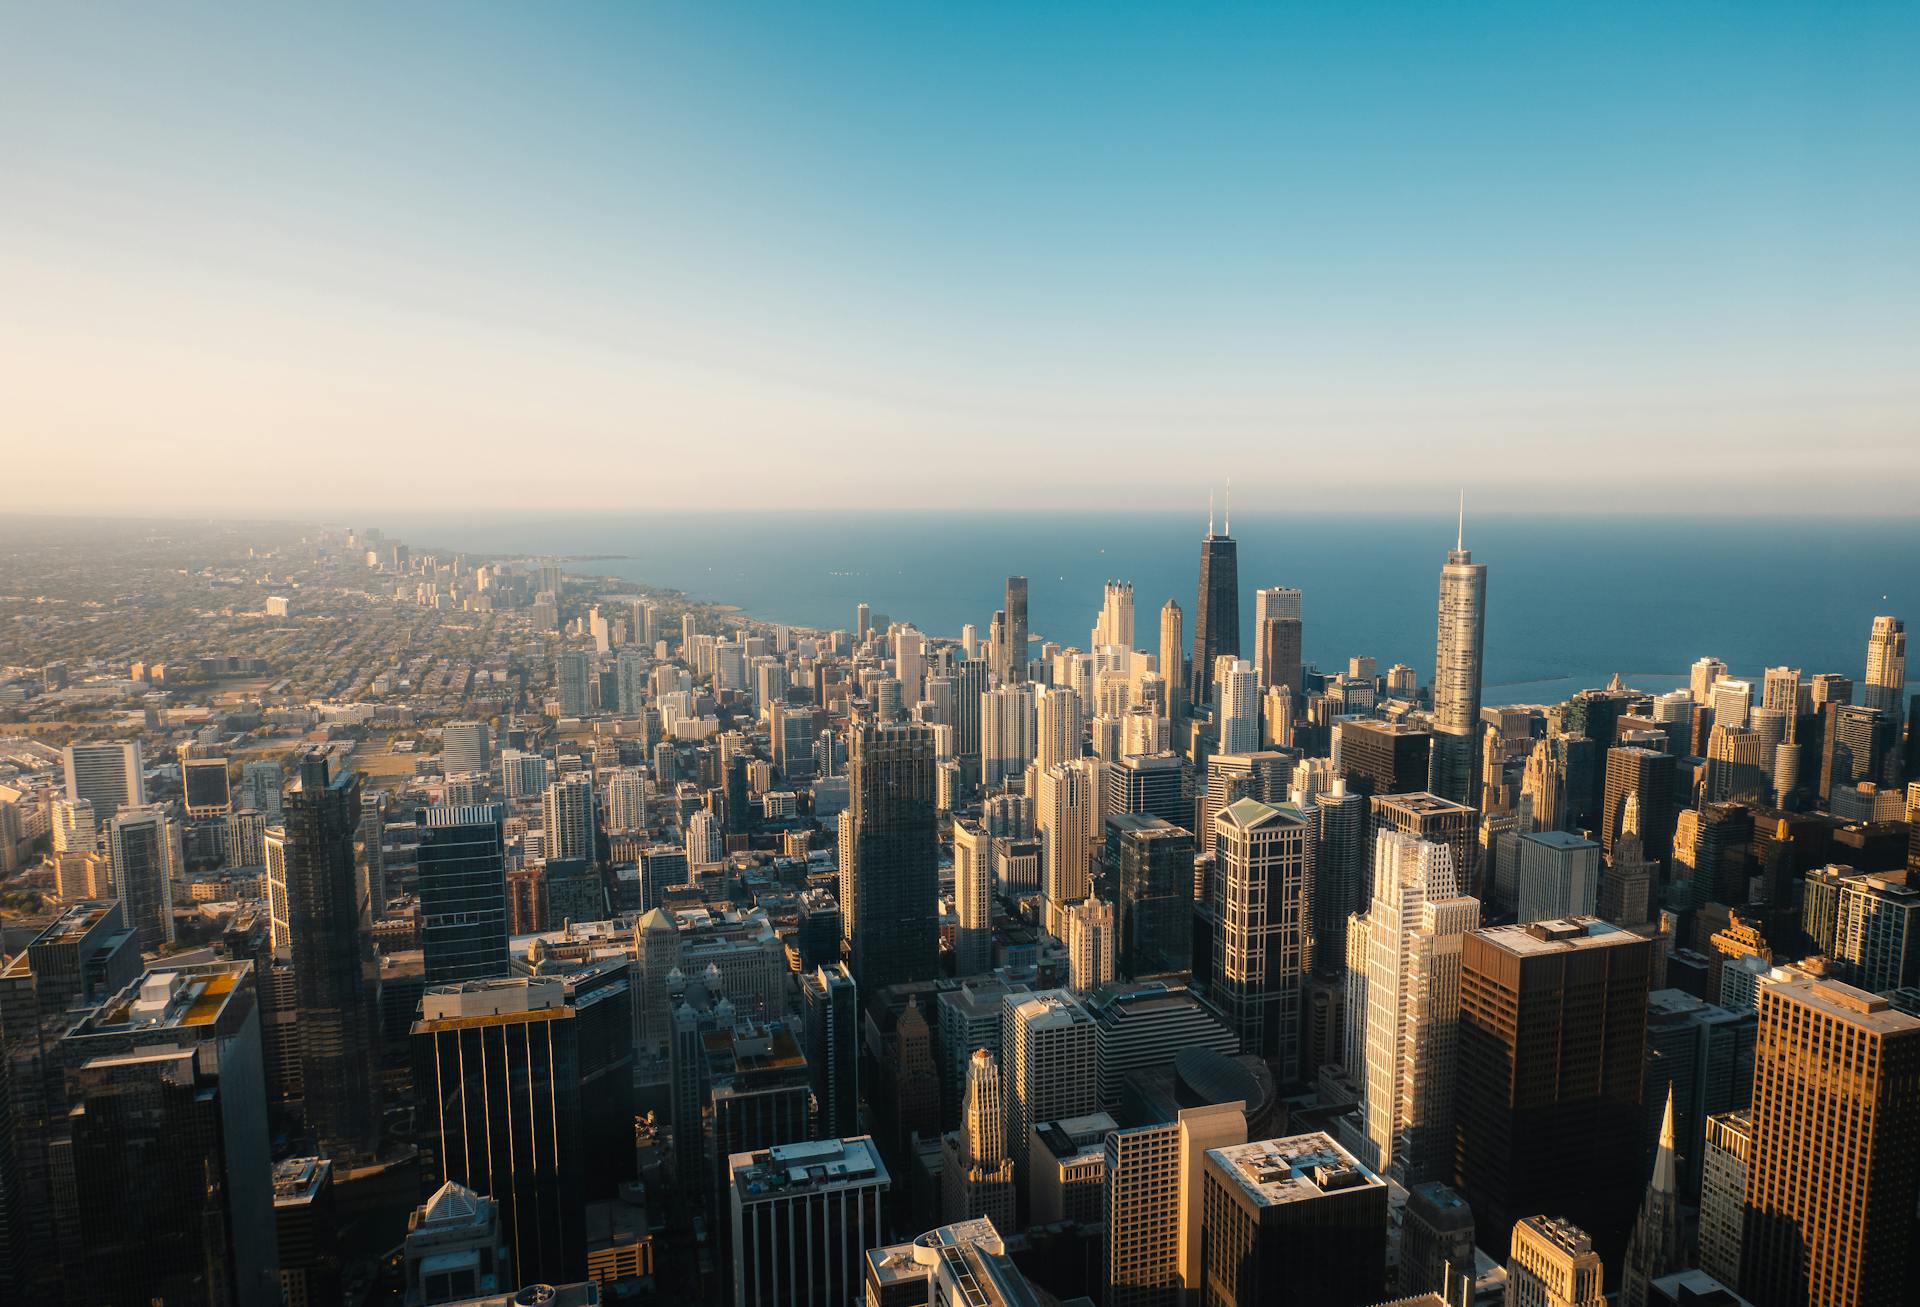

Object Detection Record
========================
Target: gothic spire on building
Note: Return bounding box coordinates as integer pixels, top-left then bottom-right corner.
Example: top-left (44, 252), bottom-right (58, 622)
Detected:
top-left (1621, 1085), bottom-right (1688, 1307)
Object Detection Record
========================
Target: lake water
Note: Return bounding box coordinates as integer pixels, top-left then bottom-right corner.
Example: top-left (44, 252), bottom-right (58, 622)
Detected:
top-left (392, 511), bottom-right (1920, 707)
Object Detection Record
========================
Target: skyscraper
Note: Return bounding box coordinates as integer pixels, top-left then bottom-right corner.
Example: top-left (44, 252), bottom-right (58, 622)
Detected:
top-left (1507, 1216), bottom-right (1606, 1307)
top-left (542, 773), bottom-right (597, 862)
top-left (106, 803), bottom-right (176, 951)
top-left (1103, 1102), bottom-right (1246, 1307)
top-left (281, 752), bottom-right (381, 1162)
top-left (442, 720), bottom-right (491, 778)
top-left (1159, 599), bottom-right (1187, 723)
top-left (1095, 579), bottom-right (1135, 649)
top-left (942, 1048), bottom-right (1016, 1230)
top-left (847, 723), bottom-right (939, 994)
top-left (1431, 509), bottom-right (1488, 807)
top-left (1621, 1087), bottom-right (1686, 1307)
top-left (1109, 813), bottom-right (1195, 978)
top-left (417, 803), bottom-right (510, 985)
top-left (1455, 918), bottom-right (1653, 1261)
top-left (1251, 586), bottom-right (1303, 686)
top-left (63, 739), bottom-right (144, 817)
top-left (1035, 762), bottom-right (1094, 912)
top-left (1357, 831), bottom-right (1479, 1184)
top-left (1209, 797), bottom-right (1310, 1075)
top-left (1197, 1134), bottom-right (1389, 1307)
top-left (801, 962), bottom-right (859, 1141)
top-left (1216, 658), bottom-right (1260, 754)
top-left (555, 650), bottom-right (592, 718)
top-left (1740, 975), bottom-right (1920, 1307)
top-left (1190, 504), bottom-right (1239, 709)
top-left (997, 576), bottom-right (1029, 684)
top-left (1000, 989), bottom-right (1096, 1197)
top-left (952, 819), bottom-right (994, 976)
top-left (730, 1137), bottom-right (888, 1307)
top-left (1862, 614), bottom-right (1907, 729)
top-left (981, 682), bottom-right (1038, 790)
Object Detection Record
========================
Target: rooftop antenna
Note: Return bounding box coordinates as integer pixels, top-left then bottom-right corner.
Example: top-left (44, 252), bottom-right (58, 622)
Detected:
top-left (1225, 477), bottom-right (1232, 535)
top-left (1457, 490), bottom-right (1465, 551)
top-left (1208, 490), bottom-right (1215, 536)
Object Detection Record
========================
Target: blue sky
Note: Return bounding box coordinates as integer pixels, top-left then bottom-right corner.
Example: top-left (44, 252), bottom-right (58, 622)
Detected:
top-left (3, 3), bottom-right (1916, 514)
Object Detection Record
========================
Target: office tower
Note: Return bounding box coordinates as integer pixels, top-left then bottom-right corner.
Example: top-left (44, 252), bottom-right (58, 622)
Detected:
top-left (543, 773), bottom-right (597, 862)
top-left (1521, 738), bottom-right (1565, 832)
top-left (1863, 614), bottom-right (1907, 728)
top-left (980, 682), bottom-right (1038, 790)
top-left (1337, 719), bottom-right (1432, 797)
top-left (854, 601), bottom-right (871, 642)
top-left (1159, 599), bottom-right (1187, 722)
top-left (413, 976), bottom-right (619, 1285)
top-left (555, 651), bottom-right (592, 718)
top-left (282, 753), bottom-right (382, 1161)
top-left (1252, 586), bottom-right (1303, 685)
top-left (1106, 750), bottom-right (1188, 827)
top-left (1087, 980), bottom-right (1237, 1110)
top-left (1822, 702), bottom-right (1899, 801)
top-left (359, 789), bottom-right (390, 924)
top-left (1514, 831), bottom-right (1602, 924)
top-left (1706, 725), bottom-right (1769, 804)
top-left (1691, 657), bottom-right (1728, 705)
top-left (991, 576), bottom-right (1029, 684)
top-left (417, 803), bottom-right (509, 985)
top-left (106, 803), bottom-right (176, 950)
top-left (1507, 1216), bottom-right (1605, 1307)
top-left (1621, 1088), bottom-right (1686, 1307)
top-left (273, 1157), bottom-right (340, 1307)
top-left (603, 766), bottom-right (647, 834)
top-left (1456, 918), bottom-right (1653, 1260)
top-left (1432, 517), bottom-right (1489, 807)
top-left (402, 1181), bottom-right (509, 1304)
top-left (1104, 1102), bottom-right (1246, 1307)
top-left (1258, 616), bottom-right (1304, 700)
top-left (1190, 507), bottom-right (1240, 709)
top-left (1603, 746), bottom-right (1678, 868)
top-left (1001, 989), bottom-right (1096, 1194)
top-left (1709, 678), bottom-right (1752, 730)
top-left (442, 720), bottom-right (491, 778)
top-left (943, 1049), bottom-right (1017, 1229)
top-left (1109, 814), bottom-right (1195, 977)
top-left (1403, 1182), bottom-right (1477, 1300)
top-left (1210, 798), bottom-right (1310, 1073)
top-left (1697, 1110), bottom-right (1751, 1290)
top-left (180, 749), bottom-right (233, 818)
top-left (1741, 976), bottom-right (1920, 1307)
top-left (58, 963), bottom-right (278, 1307)
top-left (800, 962), bottom-right (859, 1140)
top-left (730, 1137), bottom-right (887, 1307)
top-left (1035, 762), bottom-right (1094, 911)
top-left (1063, 895), bottom-right (1117, 991)
top-left (1370, 791), bottom-right (1478, 904)
top-left (500, 748), bottom-right (551, 801)
top-left (1358, 831), bottom-right (1478, 1183)
top-left (1095, 579), bottom-right (1136, 649)
top-left (1197, 1134), bottom-right (1388, 1307)
top-left (847, 723), bottom-right (939, 994)
top-left (1215, 658), bottom-right (1260, 754)
top-left (952, 819), bottom-right (994, 976)
top-left (63, 739), bottom-right (144, 816)
top-left (1599, 794), bottom-right (1655, 927)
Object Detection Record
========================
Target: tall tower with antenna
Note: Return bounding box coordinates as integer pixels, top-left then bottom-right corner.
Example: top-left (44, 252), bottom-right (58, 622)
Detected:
top-left (1431, 493), bottom-right (1488, 809)
top-left (1191, 489), bottom-right (1241, 709)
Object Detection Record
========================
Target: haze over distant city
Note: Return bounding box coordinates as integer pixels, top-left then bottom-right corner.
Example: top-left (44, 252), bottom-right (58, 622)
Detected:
top-left (5, 3), bottom-right (1918, 515)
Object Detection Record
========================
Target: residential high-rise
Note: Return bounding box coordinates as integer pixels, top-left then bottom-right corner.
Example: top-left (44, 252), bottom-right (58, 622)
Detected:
top-left (1209, 798), bottom-right (1310, 1075)
top-left (1431, 515), bottom-right (1489, 807)
top-left (1216, 658), bottom-right (1260, 754)
top-left (603, 766), bottom-right (647, 834)
top-left (63, 739), bottom-right (144, 817)
top-left (417, 804), bottom-right (509, 985)
top-left (1034, 685), bottom-right (1084, 775)
top-left (1862, 614), bottom-right (1907, 729)
top-left (730, 1137), bottom-right (888, 1307)
top-left (57, 964), bottom-right (279, 1307)
top-left (1035, 761), bottom-right (1093, 912)
top-left (801, 962), bottom-right (859, 1140)
top-left (1000, 989), bottom-right (1097, 1198)
top-left (952, 819), bottom-right (994, 976)
top-left (942, 1048), bottom-right (1016, 1230)
top-left (1696, 1110), bottom-right (1751, 1289)
top-left (1063, 895), bottom-right (1117, 991)
top-left (847, 723), bottom-right (939, 994)
top-left (1190, 507), bottom-right (1240, 709)
top-left (281, 753), bottom-right (382, 1162)
top-left (1103, 1102), bottom-right (1246, 1307)
top-left (555, 651), bottom-right (592, 718)
top-left (1357, 831), bottom-right (1478, 1184)
top-left (1621, 1087), bottom-right (1687, 1307)
top-left (1109, 813), bottom-right (1195, 978)
top-left (542, 773), bottom-right (597, 862)
top-left (1455, 918), bottom-right (1653, 1261)
top-left (981, 682), bottom-right (1038, 790)
top-left (442, 720), bottom-right (491, 778)
top-left (1507, 1215), bottom-right (1605, 1307)
top-left (1159, 599), bottom-right (1187, 722)
top-left (1740, 975), bottom-right (1920, 1307)
top-left (1197, 1133), bottom-right (1388, 1307)
top-left (106, 803), bottom-right (177, 951)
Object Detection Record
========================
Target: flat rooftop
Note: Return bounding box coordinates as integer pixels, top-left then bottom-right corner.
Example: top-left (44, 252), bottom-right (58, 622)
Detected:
top-left (79, 965), bottom-right (245, 1034)
top-left (1481, 916), bottom-right (1638, 956)
top-left (1209, 1132), bottom-right (1383, 1208)
top-left (730, 1135), bottom-right (887, 1200)
top-left (272, 1156), bottom-right (332, 1204)
top-left (1372, 792), bottom-right (1473, 817)
top-left (32, 901), bottom-right (117, 946)
top-left (1767, 975), bottom-right (1920, 1035)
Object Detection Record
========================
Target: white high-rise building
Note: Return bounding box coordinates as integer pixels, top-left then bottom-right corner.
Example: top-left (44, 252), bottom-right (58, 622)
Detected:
top-left (981, 683), bottom-right (1038, 791)
top-left (952, 820), bottom-right (994, 976)
top-left (1252, 586), bottom-right (1303, 685)
top-left (1690, 657), bottom-right (1728, 705)
top-left (541, 774), bottom-right (596, 862)
top-left (1063, 896), bottom-right (1117, 992)
top-left (1357, 830), bottom-right (1479, 1184)
top-left (1035, 763), bottom-right (1094, 916)
top-left (686, 809), bottom-right (722, 868)
top-left (64, 740), bottom-right (145, 817)
top-left (1864, 615), bottom-right (1907, 728)
top-left (604, 767), bottom-right (648, 834)
top-left (1216, 659), bottom-right (1260, 755)
top-left (442, 721), bottom-right (490, 778)
top-left (52, 796), bottom-right (98, 854)
top-left (1094, 580), bottom-right (1135, 651)
top-left (1001, 990), bottom-right (1097, 1189)
top-left (1034, 686), bottom-right (1084, 776)
top-left (1514, 831), bottom-right (1602, 924)
top-left (893, 626), bottom-right (928, 705)
top-left (1432, 518), bottom-right (1488, 807)
top-left (1709, 677), bottom-right (1752, 730)
top-left (499, 749), bottom-right (550, 801)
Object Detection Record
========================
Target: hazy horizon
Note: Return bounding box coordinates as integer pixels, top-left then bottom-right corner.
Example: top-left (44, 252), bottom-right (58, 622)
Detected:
top-left (5, 4), bottom-right (1917, 514)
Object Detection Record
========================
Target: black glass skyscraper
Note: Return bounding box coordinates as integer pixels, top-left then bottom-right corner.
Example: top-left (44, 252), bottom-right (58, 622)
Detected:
top-left (846, 723), bottom-right (939, 994)
top-left (1191, 520), bottom-right (1239, 708)
top-left (417, 804), bottom-right (510, 985)
top-left (283, 753), bottom-right (382, 1161)
top-left (1003, 576), bottom-right (1029, 684)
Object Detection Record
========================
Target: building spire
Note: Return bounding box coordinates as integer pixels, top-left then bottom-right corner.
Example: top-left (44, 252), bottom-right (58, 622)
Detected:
top-left (1208, 490), bottom-right (1215, 536)
top-left (1457, 489), bottom-right (1464, 551)
top-left (1225, 476), bottom-right (1232, 535)
top-left (1651, 1082), bottom-right (1678, 1195)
